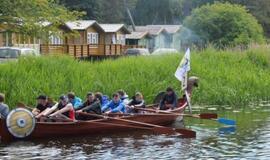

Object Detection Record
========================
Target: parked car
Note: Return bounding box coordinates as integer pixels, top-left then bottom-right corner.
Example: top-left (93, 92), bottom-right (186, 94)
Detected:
top-left (124, 48), bottom-right (150, 56)
top-left (0, 47), bottom-right (39, 63)
top-left (152, 48), bottom-right (179, 55)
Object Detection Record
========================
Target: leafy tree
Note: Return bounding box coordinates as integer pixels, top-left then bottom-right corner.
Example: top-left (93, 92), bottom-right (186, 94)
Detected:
top-left (183, 3), bottom-right (265, 48)
top-left (133, 0), bottom-right (183, 25)
top-left (226, 0), bottom-right (270, 37)
top-left (0, 0), bottom-right (83, 38)
top-left (60, 0), bottom-right (100, 20)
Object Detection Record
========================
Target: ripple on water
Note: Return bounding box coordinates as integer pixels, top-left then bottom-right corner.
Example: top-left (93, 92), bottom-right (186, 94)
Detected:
top-left (0, 106), bottom-right (270, 159)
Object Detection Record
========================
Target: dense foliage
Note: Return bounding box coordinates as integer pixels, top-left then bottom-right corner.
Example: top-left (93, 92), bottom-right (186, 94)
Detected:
top-left (60, 0), bottom-right (270, 37)
top-left (0, 0), bottom-right (83, 39)
top-left (1, 46), bottom-right (270, 108)
top-left (183, 3), bottom-right (265, 48)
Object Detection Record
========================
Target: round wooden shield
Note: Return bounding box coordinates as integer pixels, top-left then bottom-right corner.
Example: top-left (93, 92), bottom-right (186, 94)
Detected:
top-left (6, 108), bottom-right (36, 138)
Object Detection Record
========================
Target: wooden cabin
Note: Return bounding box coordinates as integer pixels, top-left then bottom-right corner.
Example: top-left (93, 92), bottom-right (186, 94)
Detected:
top-left (126, 31), bottom-right (150, 49)
top-left (126, 25), bottom-right (182, 52)
top-left (41, 20), bottom-right (106, 57)
top-left (147, 25), bottom-right (182, 51)
top-left (41, 21), bottom-right (142, 57)
top-left (1, 20), bottom-right (145, 58)
top-left (134, 26), bottom-right (168, 52)
top-left (99, 24), bottom-right (133, 55)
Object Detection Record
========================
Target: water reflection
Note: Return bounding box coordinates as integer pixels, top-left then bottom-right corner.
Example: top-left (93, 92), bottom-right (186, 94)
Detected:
top-left (0, 105), bottom-right (269, 159)
top-left (218, 126), bottom-right (236, 135)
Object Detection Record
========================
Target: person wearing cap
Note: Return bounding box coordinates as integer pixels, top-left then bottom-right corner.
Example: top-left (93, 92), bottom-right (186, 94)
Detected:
top-left (67, 92), bottom-right (82, 110)
top-left (159, 87), bottom-right (178, 110)
top-left (126, 92), bottom-right (145, 113)
top-left (101, 93), bottom-right (126, 113)
top-left (39, 95), bottom-right (75, 120)
top-left (49, 95), bottom-right (75, 120)
top-left (32, 95), bottom-right (53, 116)
top-left (0, 93), bottom-right (9, 119)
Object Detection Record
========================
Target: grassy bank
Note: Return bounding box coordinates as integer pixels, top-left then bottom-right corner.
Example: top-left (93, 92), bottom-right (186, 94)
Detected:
top-left (1, 47), bottom-right (270, 108)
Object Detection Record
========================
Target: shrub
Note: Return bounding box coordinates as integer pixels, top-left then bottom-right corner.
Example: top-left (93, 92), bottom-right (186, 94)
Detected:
top-left (183, 3), bottom-right (265, 48)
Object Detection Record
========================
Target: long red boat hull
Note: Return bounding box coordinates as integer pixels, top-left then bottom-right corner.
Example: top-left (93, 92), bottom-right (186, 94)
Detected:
top-left (0, 101), bottom-right (187, 142)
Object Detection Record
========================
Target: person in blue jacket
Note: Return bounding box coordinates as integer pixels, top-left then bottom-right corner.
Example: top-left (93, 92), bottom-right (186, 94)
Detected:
top-left (102, 93), bottom-right (126, 113)
top-left (67, 92), bottom-right (82, 110)
top-left (0, 93), bottom-right (9, 119)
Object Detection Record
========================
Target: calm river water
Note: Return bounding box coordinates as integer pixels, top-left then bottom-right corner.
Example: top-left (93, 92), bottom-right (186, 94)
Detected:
top-left (0, 104), bottom-right (269, 160)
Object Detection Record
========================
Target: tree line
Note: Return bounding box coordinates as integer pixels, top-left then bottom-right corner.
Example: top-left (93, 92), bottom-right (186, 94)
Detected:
top-left (60, 0), bottom-right (270, 37)
top-left (0, 0), bottom-right (267, 48)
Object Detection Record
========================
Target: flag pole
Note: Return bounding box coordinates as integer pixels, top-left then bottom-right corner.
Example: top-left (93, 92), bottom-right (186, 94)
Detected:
top-left (175, 48), bottom-right (192, 114)
top-left (182, 72), bottom-right (192, 114)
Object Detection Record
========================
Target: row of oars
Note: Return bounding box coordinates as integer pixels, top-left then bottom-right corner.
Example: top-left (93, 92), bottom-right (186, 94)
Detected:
top-left (18, 102), bottom-right (236, 138)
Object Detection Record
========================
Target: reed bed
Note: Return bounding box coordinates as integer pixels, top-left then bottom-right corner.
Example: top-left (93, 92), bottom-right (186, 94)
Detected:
top-left (1, 47), bottom-right (270, 108)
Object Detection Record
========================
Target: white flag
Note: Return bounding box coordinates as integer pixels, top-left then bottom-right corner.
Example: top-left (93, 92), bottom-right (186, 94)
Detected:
top-left (174, 48), bottom-right (191, 82)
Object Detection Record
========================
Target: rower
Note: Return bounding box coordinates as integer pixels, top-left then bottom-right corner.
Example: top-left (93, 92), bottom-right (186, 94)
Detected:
top-left (67, 92), bottom-right (82, 110)
top-left (159, 87), bottom-right (178, 110)
top-left (0, 93), bottom-right (9, 119)
top-left (117, 89), bottom-right (129, 105)
top-left (102, 93), bottom-right (126, 113)
top-left (77, 92), bottom-right (102, 114)
top-left (126, 92), bottom-right (145, 113)
top-left (32, 95), bottom-right (54, 117)
top-left (41, 95), bottom-right (75, 120)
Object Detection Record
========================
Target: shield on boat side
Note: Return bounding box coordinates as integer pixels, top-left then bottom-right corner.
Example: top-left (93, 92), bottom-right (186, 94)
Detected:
top-left (6, 108), bottom-right (36, 138)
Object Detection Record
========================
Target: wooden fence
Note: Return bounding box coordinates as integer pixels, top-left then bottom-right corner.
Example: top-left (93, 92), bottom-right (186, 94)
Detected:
top-left (40, 44), bottom-right (144, 58)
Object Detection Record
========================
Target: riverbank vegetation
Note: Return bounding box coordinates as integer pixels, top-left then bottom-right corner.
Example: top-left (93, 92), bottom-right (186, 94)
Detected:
top-left (1, 46), bottom-right (270, 108)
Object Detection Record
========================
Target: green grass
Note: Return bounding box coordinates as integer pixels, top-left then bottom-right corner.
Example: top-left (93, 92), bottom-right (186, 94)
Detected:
top-left (1, 47), bottom-right (270, 108)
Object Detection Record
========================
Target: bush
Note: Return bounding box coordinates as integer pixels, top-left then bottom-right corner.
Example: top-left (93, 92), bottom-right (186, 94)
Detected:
top-left (183, 3), bottom-right (265, 48)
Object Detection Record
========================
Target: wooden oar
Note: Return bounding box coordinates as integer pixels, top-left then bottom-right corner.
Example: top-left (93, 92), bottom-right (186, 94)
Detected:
top-left (78, 112), bottom-right (196, 138)
top-left (136, 108), bottom-right (218, 119)
top-left (16, 106), bottom-right (159, 133)
top-left (137, 108), bottom-right (236, 126)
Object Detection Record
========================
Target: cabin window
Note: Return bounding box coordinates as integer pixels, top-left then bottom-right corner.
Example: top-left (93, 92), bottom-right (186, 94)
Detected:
top-left (87, 32), bottom-right (99, 44)
top-left (112, 34), bottom-right (116, 44)
top-left (49, 35), bottom-right (63, 45)
top-left (116, 34), bottom-right (126, 45)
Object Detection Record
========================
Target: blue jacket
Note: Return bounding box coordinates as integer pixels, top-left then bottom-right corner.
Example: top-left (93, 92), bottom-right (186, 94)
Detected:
top-left (102, 100), bottom-right (126, 113)
top-left (0, 103), bottom-right (9, 119)
top-left (71, 97), bottom-right (82, 110)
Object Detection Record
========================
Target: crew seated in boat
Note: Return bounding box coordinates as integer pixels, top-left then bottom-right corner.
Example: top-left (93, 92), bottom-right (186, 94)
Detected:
top-left (32, 95), bottom-right (54, 117)
top-left (67, 92), bottom-right (82, 110)
top-left (102, 93), bottom-right (126, 113)
top-left (117, 89), bottom-right (129, 105)
top-left (159, 87), bottom-right (178, 110)
top-left (41, 95), bottom-right (75, 120)
top-left (77, 92), bottom-right (102, 114)
top-left (126, 92), bottom-right (145, 113)
top-left (0, 93), bottom-right (9, 119)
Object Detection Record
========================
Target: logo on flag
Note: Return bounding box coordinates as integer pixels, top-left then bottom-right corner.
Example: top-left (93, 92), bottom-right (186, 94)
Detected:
top-left (175, 48), bottom-right (191, 83)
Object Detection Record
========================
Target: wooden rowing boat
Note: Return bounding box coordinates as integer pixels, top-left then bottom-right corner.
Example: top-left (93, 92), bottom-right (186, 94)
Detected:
top-left (0, 98), bottom-right (188, 142)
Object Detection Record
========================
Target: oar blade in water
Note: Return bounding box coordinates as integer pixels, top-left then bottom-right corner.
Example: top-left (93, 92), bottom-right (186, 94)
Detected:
top-left (152, 127), bottom-right (196, 138)
top-left (152, 127), bottom-right (176, 135)
top-left (199, 113), bottom-right (218, 119)
top-left (175, 128), bottom-right (196, 138)
top-left (219, 126), bottom-right (236, 134)
top-left (218, 118), bottom-right (236, 126)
